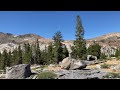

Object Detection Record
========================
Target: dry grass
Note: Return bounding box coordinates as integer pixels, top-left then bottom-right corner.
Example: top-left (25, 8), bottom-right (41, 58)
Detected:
top-left (46, 66), bottom-right (62, 71)
top-left (101, 63), bottom-right (111, 69)
top-left (105, 59), bottom-right (120, 65)
top-left (86, 59), bottom-right (120, 73)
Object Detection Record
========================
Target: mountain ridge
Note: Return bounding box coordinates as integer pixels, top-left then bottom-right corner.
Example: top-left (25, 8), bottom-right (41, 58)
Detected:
top-left (0, 32), bottom-right (120, 55)
top-left (0, 32), bottom-right (120, 41)
top-left (0, 32), bottom-right (120, 46)
top-left (87, 32), bottom-right (120, 41)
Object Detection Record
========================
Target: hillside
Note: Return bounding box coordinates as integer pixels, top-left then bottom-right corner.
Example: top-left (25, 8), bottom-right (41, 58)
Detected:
top-left (0, 32), bottom-right (120, 55)
top-left (86, 32), bottom-right (120, 56)
top-left (0, 32), bottom-right (52, 53)
top-left (87, 32), bottom-right (120, 47)
top-left (0, 32), bottom-right (52, 44)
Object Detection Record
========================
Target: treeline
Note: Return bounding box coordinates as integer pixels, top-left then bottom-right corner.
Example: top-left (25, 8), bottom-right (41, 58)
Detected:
top-left (0, 31), bottom-right (69, 70)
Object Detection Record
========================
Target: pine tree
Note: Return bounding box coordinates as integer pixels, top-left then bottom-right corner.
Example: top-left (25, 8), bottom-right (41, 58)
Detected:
top-left (30, 45), bottom-right (34, 65)
top-left (87, 43), bottom-right (101, 59)
top-left (62, 44), bottom-right (69, 59)
top-left (52, 31), bottom-right (64, 63)
top-left (41, 47), bottom-right (47, 65)
top-left (31, 44), bottom-right (36, 64)
top-left (71, 15), bottom-right (86, 59)
top-left (0, 50), bottom-right (12, 69)
top-left (23, 43), bottom-right (28, 64)
top-left (29, 44), bottom-right (33, 64)
top-left (34, 39), bottom-right (41, 64)
top-left (47, 43), bottom-right (54, 64)
top-left (7, 51), bottom-right (12, 67)
top-left (23, 43), bottom-right (32, 64)
top-left (70, 46), bottom-right (77, 59)
top-left (0, 52), bottom-right (3, 69)
top-left (18, 45), bottom-right (23, 64)
top-left (12, 48), bottom-right (19, 65)
top-left (2, 50), bottom-right (8, 70)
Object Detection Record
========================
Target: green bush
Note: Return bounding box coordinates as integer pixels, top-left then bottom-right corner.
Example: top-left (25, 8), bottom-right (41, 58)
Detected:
top-left (81, 54), bottom-right (87, 60)
top-left (117, 56), bottom-right (120, 60)
top-left (0, 70), bottom-right (4, 74)
top-left (37, 72), bottom-right (57, 79)
top-left (87, 43), bottom-right (101, 59)
top-left (107, 58), bottom-right (112, 60)
top-left (101, 63), bottom-right (110, 69)
top-left (100, 53), bottom-right (107, 60)
top-left (40, 65), bottom-right (48, 69)
top-left (103, 72), bottom-right (120, 78)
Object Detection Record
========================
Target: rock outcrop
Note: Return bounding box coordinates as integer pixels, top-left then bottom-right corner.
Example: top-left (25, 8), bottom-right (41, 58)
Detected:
top-left (69, 61), bottom-right (87, 70)
top-left (61, 57), bottom-right (71, 70)
top-left (61, 57), bottom-right (87, 70)
top-left (55, 69), bottom-right (107, 79)
top-left (101, 46), bottom-right (116, 57)
top-left (6, 64), bottom-right (31, 79)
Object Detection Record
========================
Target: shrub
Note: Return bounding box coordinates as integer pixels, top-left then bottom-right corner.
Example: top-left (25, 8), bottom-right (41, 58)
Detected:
top-left (37, 71), bottom-right (57, 79)
top-left (117, 56), bottom-right (120, 60)
top-left (40, 65), bottom-right (48, 69)
top-left (103, 72), bottom-right (120, 79)
top-left (0, 70), bottom-right (4, 74)
top-left (100, 53), bottom-right (107, 60)
top-left (81, 54), bottom-right (87, 60)
top-left (87, 43), bottom-right (101, 59)
top-left (101, 63), bottom-right (110, 69)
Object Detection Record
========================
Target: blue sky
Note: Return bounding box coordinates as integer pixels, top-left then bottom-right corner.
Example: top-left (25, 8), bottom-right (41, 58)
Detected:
top-left (0, 11), bottom-right (120, 40)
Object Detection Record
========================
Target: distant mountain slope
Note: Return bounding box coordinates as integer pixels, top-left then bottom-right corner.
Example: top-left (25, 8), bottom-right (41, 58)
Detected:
top-left (0, 32), bottom-right (52, 44)
top-left (0, 32), bottom-right (53, 53)
top-left (88, 32), bottom-right (120, 41)
top-left (0, 32), bottom-right (120, 56)
top-left (86, 32), bottom-right (120, 47)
